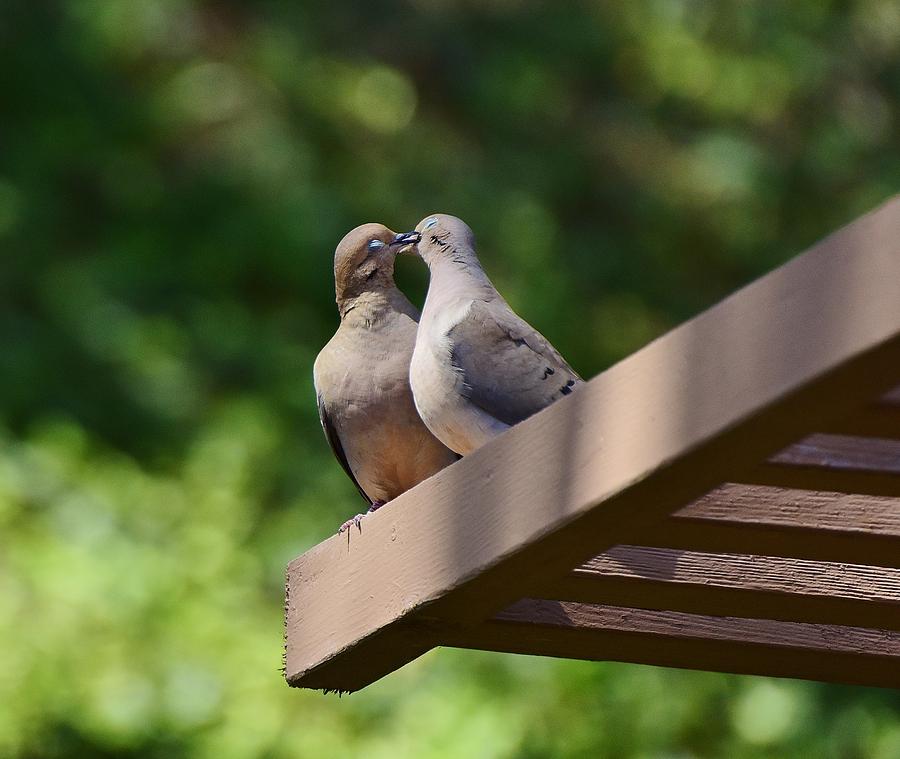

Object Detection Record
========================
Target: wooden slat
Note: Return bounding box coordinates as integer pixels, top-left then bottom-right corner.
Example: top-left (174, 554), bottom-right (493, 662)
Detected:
top-left (447, 600), bottom-right (900, 689)
top-left (678, 484), bottom-right (900, 533)
top-left (771, 434), bottom-right (900, 474)
top-left (286, 197), bottom-right (900, 691)
top-left (550, 546), bottom-right (900, 630)
top-left (640, 483), bottom-right (900, 567)
top-left (748, 434), bottom-right (900, 496)
top-left (747, 467), bottom-right (900, 497)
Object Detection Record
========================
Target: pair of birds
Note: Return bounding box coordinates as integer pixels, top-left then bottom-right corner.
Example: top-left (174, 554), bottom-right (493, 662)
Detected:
top-left (314, 214), bottom-right (582, 533)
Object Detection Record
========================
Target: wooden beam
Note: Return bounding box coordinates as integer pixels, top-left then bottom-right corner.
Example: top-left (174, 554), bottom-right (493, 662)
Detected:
top-left (286, 196), bottom-right (900, 691)
top-left (771, 434), bottom-right (900, 474)
top-left (641, 483), bottom-right (900, 567)
top-left (748, 434), bottom-right (900, 495)
top-left (747, 469), bottom-right (900, 499)
top-left (551, 546), bottom-right (900, 630)
top-left (448, 600), bottom-right (900, 689)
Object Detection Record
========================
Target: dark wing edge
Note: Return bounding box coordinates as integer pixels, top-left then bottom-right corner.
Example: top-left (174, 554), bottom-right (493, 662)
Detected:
top-left (317, 394), bottom-right (372, 506)
top-left (449, 300), bottom-right (583, 426)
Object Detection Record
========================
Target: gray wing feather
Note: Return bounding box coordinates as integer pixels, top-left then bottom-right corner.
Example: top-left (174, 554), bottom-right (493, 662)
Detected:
top-left (448, 300), bottom-right (581, 426)
top-left (317, 394), bottom-right (372, 505)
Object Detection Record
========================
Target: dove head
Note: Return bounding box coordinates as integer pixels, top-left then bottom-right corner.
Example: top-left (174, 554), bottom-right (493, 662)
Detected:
top-left (400, 213), bottom-right (478, 266)
top-left (333, 223), bottom-right (402, 311)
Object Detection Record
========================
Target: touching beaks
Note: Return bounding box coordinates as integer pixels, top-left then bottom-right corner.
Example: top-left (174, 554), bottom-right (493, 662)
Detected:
top-left (390, 231), bottom-right (421, 247)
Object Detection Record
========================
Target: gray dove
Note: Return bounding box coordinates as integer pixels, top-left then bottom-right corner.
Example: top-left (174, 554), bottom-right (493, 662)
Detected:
top-left (394, 214), bottom-right (582, 456)
top-left (314, 223), bottom-right (458, 532)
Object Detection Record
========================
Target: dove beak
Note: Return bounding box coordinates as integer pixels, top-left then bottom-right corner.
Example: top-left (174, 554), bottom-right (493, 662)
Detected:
top-left (390, 230), bottom-right (421, 254)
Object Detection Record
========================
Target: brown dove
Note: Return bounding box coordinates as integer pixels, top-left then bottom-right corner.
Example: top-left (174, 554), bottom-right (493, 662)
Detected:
top-left (314, 223), bottom-right (458, 532)
top-left (394, 214), bottom-right (582, 456)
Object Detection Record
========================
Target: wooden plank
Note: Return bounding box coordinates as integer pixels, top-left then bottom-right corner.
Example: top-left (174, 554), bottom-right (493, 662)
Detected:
top-left (771, 434), bottom-right (900, 474)
top-left (286, 197), bottom-right (900, 691)
top-left (551, 546), bottom-right (900, 630)
top-left (677, 483), bottom-right (900, 536)
top-left (447, 600), bottom-right (900, 689)
top-left (747, 469), bottom-right (900, 499)
top-left (642, 483), bottom-right (900, 567)
top-left (751, 433), bottom-right (900, 495)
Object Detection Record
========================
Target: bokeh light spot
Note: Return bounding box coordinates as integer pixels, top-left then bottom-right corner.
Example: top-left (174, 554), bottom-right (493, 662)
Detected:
top-left (348, 66), bottom-right (417, 134)
top-left (731, 681), bottom-right (799, 745)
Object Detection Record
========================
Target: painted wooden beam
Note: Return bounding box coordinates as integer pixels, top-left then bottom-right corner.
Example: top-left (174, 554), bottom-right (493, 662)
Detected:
top-left (551, 545), bottom-right (900, 630)
top-left (644, 483), bottom-right (900, 567)
top-left (453, 600), bottom-right (900, 689)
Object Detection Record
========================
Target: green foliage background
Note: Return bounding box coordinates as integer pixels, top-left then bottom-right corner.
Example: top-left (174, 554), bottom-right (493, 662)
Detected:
top-left (2, 0), bottom-right (899, 756)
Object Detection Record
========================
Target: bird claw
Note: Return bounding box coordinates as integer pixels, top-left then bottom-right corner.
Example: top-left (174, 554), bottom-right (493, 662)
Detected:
top-left (337, 501), bottom-right (386, 539)
top-left (338, 514), bottom-right (364, 535)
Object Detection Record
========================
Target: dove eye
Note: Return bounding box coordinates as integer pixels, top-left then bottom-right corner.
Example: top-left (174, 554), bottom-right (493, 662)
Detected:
top-left (367, 239), bottom-right (385, 252)
top-left (423, 217), bottom-right (438, 230)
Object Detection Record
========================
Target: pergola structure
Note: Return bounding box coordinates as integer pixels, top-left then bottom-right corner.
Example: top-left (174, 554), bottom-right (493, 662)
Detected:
top-left (285, 197), bottom-right (900, 693)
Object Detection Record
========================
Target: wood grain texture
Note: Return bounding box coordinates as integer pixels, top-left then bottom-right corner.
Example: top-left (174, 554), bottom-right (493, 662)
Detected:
top-left (747, 434), bottom-right (900, 495)
top-left (286, 196), bottom-right (900, 691)
top-left (747, 466), bottom-right (900, 498)
top-left (449, 600), bottom-right (900, 689)
top-left (771, 434), bottom-right (900, 474)
top-left (644, 483), bottom-right (900, 567)
top-left (555, 545), bottom-right (900, 630)
top-left (676, 484), bottom-right (900, 536)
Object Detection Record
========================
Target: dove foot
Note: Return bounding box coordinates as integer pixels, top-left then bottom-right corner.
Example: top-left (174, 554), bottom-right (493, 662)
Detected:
top-left (338, 500), bottom-right (386, 535)
top-left (338, 514), bottom-right (364, 534)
